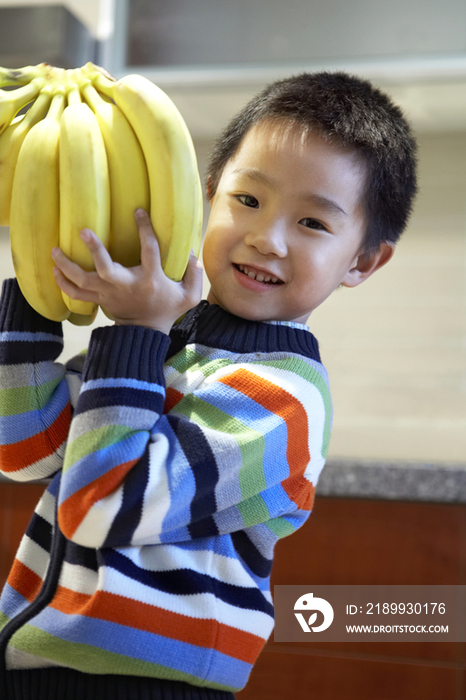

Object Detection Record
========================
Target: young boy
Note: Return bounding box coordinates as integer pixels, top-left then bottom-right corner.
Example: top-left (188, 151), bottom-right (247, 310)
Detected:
top-left (0, 71), bottom-right (417, 699)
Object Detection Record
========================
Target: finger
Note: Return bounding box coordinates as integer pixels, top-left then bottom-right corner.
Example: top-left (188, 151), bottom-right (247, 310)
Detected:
top-left (52, 266), bottom-right (99, 304)
top-left (135, 209), bottom-right (162, 273)
top-left (51, 247), bottom-right (95, 289)
top-left (182, 251), bottom-right (204, 305)
top-left (79, 229), bottom-right (115, 280)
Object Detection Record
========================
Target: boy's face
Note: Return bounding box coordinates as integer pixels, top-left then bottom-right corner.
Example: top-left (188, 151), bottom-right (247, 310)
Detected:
top-left (202, 119), bottom-right (374, 324)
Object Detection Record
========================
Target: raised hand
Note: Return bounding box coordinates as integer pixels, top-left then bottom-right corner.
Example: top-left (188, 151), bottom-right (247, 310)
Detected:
top-left (51, 209), bottom-right (203, 334)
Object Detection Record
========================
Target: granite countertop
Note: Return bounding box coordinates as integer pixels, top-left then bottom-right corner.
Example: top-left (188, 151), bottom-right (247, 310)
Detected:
top-left (1, 458), bottom-right (466, 503)
top-left (316, 458), bottom-right (466, 504)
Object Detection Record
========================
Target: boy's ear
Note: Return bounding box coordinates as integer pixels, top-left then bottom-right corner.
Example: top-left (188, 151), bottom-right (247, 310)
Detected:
top-left (341, 242), bottom-right (395, 288)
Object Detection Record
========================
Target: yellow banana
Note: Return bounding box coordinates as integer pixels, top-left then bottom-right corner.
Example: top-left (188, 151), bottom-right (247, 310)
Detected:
top-left (80, 80), bottom-right (150, 267)
top-left (9, 90), bottom-right (70, 321)
top-left (0, 84), bottom-right (53, 226)
top-left (0, 63), bottom-right (49, 87)
top-left (68, 309), bottom-right (98, 326)
top-left (89, 68), bottom-right (202, 281)
top-left (0, 77), bottom-right (44, 135)
top-left (59, 86), bottom-right (110, 315)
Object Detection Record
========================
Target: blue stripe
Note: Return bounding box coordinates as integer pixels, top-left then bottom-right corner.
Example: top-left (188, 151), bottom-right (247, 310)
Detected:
top-left (47, 471), bottom-right (61, 498)
top-left (168, 414), bottom-right (219, 538)
top-left (260, 482), bottom-right (294, 519)
top-left (74, 386), bottom-right (165, 416)
top-left (59, 431), bottom-right (149, 504)
top-left (0, 583), bottom-right (31, 620)
top-left (157, 419), bottom-right (196, 533)
top-left (0, 381), bottom-right (69, 441)
top-left (105, 549), bottom-right (274, 616)
top-left (231, 530), bottom-right (273, 580)
top-left (81, 377), bottom-right (165, 394)
top-left (30, 606), bottom-right (250, 686)
top-left (0, 331), bottom-right (62, 343)
top-left (185, 384), bottom-right (290, 486)
top-left (0, 340), bottom-right (63, 365)
top-left (24, 512), bottom-right (53, 553)
top-left (103, 449), bottom-right (150, 547)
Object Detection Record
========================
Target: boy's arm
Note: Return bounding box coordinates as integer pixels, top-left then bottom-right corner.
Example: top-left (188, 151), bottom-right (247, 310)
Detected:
top-left (58, 321), bottom-right (331, 548)
top-left (0, 279), bottom-right (71, 481)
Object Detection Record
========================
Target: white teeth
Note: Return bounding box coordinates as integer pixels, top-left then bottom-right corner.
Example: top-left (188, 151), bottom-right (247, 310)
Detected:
top-left (237, 264), bottom-right (280, 284)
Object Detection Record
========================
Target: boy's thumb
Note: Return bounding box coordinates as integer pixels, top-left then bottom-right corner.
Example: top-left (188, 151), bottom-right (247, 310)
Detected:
top-left (182, 250), bottom-right (204, 297)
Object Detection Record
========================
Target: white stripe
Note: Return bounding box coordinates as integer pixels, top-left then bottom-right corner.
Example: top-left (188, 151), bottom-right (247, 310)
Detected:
top-left (119, 543), bottom-right (258, 589)
top-left (15, 536), bottom-right (49, 580)
top-left (0, 362), bottom-right (65, 390)
top-left (132, 433), bottom-right (171, 545)
top-left (64, 373), bottom-right (82, 408)
top-left (100, 565), bottom-right (273, 637)
top-left (68, 406), bottom-right (160, 440)
top-left (207, 360), bottom-right (330, 482)
top-left (33, 488), bottom-right (56, 526)
top-left (58, 561), bottom-right (99, 595)
top-left (6, 646), bottom-right (66, 670)
top-left (71, 488), bottom-right (123, 548)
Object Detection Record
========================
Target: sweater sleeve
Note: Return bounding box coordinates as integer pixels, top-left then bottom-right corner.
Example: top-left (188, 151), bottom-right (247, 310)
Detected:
top-left (0, 278), bottom-right (71, 482)
top-left (58, 322), bottom-right (331, 548)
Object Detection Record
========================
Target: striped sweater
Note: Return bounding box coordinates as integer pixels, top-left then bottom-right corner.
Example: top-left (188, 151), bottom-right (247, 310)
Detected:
top-left (0, 278), bottom-right (332, 694)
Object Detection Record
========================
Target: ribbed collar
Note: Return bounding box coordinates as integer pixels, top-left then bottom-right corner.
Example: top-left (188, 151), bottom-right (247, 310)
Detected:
top-left (167, 301), bottom-right (321, 362)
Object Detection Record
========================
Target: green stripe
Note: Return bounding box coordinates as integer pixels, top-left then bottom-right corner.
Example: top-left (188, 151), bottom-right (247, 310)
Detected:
top-left (165, 347), bottom-right (204, 375)
top-left (167, 348), bottom-right (232, 381)
top-left (260, 359), bottom-right (332, 457)
top-left (0, 379), bottom-right (62, 416)
top-left (63, 424), bottom-right (134, 472)
top-left (237, 493), bottom-right (269, 528)
top-left (8, 624), bottom-right (240, 691)
top-left (0, 610), bottom-right (10, 631)
top-left (266, 516), bottom-right (296, 539)
top-left (174, 395), bottom-right (267, 500)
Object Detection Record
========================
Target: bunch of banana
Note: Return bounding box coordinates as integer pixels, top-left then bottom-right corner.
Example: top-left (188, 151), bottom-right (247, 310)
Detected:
top-left (0, 62), bottom-right (203, 324)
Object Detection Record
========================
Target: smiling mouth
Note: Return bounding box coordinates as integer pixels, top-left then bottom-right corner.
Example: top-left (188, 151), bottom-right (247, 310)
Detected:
top-left (234, 264), bottom-right (283, 284)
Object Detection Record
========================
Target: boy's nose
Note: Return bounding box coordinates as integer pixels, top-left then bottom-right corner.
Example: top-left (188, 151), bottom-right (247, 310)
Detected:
top-left (244, 218), bottom-right (288, 257)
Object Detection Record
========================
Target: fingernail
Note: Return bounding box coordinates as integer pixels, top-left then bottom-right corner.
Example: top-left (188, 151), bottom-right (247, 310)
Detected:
top-left (80, 229), bottom-right (91, 241)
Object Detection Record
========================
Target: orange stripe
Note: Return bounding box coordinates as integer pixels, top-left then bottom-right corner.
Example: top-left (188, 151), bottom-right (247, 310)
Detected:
top-left (0, 402), bottom-right (71, 472)
top-left (219, 369), bottom-right (313, 508)
top-left (50, 586), bottom-right (264, 664)
top-left (58, 459), bottom-right (138, 538)
top-left (7, 558), bottom-right (43, 603)
top-left (164, 387), bottom-right (184, 413)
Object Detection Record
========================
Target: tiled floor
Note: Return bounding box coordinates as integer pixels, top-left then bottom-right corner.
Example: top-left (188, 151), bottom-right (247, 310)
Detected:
top-left (1, 129), bottom-right (465, 464)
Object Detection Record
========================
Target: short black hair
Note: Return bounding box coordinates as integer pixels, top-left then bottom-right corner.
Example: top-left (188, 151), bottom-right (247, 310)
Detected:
top-left (206, 71), bottom-right (418, 252)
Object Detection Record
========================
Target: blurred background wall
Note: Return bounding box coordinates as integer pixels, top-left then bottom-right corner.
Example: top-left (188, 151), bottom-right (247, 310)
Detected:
top-left (0, 0), bottom-right (465, 464)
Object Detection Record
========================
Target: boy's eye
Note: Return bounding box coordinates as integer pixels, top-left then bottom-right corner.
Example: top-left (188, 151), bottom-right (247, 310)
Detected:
top-left (299, 217), bottom-right (327, 231)
top-left (237, 194), bottom-right (259, 208)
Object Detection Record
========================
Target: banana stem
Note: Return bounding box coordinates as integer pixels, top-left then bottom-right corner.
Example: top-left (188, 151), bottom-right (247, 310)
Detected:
top-left (46, 90), bottom-right (66, 122)
top-left (66, 85), bottom-right (82, 106)
top-left (0, 78), bottom-right (45, 111)
top-left (80, 82), bottom-right (101, 112)
top-left (0, 63), bottom-right (48, 88)
top-left (21, 84), bottom-right (54, 125)
top-left (89, 71), bottom-right (116, 100)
